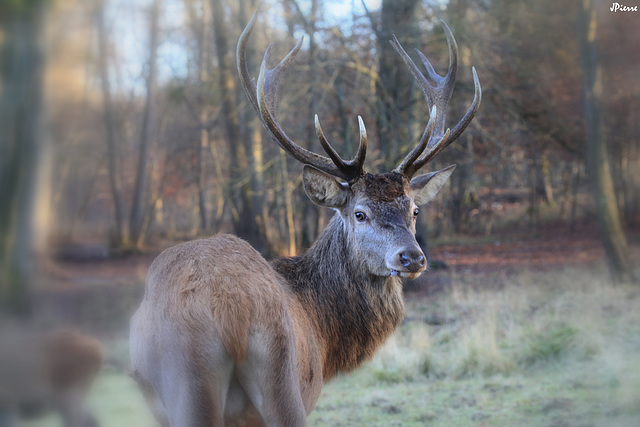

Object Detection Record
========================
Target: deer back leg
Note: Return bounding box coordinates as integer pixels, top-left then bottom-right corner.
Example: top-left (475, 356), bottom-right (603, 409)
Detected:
top-left (132, 322), bottom-right (235, 427)
top-left (235, 325), bottom-right (307, 427)
top-left (164, 338), bottom-right (235, 427)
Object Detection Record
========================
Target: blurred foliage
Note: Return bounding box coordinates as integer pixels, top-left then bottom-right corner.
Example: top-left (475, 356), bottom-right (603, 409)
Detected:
top-left (0, 0), bottom-right (46, 15)
top-left (3, 0), bottom-right (638, 262)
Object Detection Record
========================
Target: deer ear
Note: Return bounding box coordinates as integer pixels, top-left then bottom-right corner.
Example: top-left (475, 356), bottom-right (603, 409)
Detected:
top-left (409, 164), bottom-right (456, 205)
top-left (302, 165), bottom-right (349, 209)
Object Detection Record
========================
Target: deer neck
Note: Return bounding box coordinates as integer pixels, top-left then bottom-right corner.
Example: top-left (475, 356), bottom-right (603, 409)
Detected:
top-left (271, 214), bottom-right (405, 381)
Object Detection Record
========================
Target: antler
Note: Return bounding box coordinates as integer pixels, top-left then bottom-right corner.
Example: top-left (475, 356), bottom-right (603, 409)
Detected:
top-left (237, 12), bottom-right (367, 182)
top-left (393, 20), bottom-right (482, 179)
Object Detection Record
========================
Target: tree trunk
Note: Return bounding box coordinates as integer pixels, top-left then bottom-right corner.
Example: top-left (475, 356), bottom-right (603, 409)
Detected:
top-left (449, 134), bottom-right (476, 234)
top-left (248, 122), bottom-right (271, 248)
top-left (576, 0), bottom-right (633, 281)
top-left (96, 0), bottom-right (128, 247)
top-left (376, 0), bottom-right (421, 168)
top-left (445, 0), bottom-right (479, 236)
top-left (199, 0), bottom-right (211, 233)
top-left (186, 0), bottom-right (212, 233)
top-left (211, 0), bottom-right (264, 249)
top-left (130, 0), bottom-right (161, 248)
top-left (209, 139), bottom-right (227, 231)
top-left (285, 0), bottom-right (323, 249)
top-left (541, 150), bottom-right (554, 205)
top-left (198, 110), bottom-right (209, 232)
top-left (238, 0), bottom-right (270, 252)
top-left (280, 151), bottom-right (297, 256)
top-left (0, 1), bottom-right (46, 317)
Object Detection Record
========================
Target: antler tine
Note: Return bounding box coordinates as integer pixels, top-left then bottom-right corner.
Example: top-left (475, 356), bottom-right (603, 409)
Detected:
top-left (392, 20), bottom-right (481, 179)
top-left (257, 40), bottom-right (303, 116)
top-left (355, 116), bottom-right (368, 173)
top-left (238, 12), bottom-right (366, 182)
top-left (394, 105), bottom-right (437, 175)
top-left (444, 66), bottom-right (481, 146)
top-left (389, 33), bottom-right (453, 141)
top-left (315, 115), bottom-right (367, 182)
top-left (406, 69), bottom-right (481, 177)
top-left (402, 129), bottom-right (451, 178)
top-left (237, 12), bottom-right (259, 113)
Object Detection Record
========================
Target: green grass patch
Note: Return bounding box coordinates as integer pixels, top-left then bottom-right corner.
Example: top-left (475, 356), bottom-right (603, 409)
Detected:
top-left (309, 266), bottom-right (640, 426)
top-left (519, 323), bottom-right (579, 367)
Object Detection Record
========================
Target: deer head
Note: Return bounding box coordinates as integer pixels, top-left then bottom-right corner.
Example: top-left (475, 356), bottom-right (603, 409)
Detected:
top-left (237, 14), bottom-right (481, 279)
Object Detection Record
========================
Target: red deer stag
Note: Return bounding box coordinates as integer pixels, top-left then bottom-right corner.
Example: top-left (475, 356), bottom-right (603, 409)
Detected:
top-left (130, 13), bottom-right (480, 427)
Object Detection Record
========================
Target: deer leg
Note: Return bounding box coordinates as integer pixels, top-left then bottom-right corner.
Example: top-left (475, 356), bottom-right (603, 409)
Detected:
top-left (133, 333), bottom-right (235, 427)
top-left (236, 328), bottom-right (307, 427)
top-left (132, 376), bottom-right (169, 427)
top-left (165, 342), bottom-right (235, 427)
top-left (56, 387), bottom-right (98, 427)
top-left (153, 369), bottom-right (223, 427)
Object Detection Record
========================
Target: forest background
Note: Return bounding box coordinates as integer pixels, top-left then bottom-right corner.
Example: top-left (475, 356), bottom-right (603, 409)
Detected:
top-left (2, 0), bottom-right (639, 294)
top-left (1, 0), bottom-right (640, 425)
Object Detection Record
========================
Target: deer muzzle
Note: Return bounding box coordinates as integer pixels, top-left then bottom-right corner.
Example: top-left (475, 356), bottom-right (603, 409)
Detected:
top-left (387, 245), bottom-right (426, 278)
top-left (399, 249), bottom-right (426, 271)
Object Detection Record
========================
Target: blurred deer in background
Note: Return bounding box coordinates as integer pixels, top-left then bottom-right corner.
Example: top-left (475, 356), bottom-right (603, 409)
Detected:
top-left (0, 329), bottom-right (103, 427)
top-left (130, 13), bottom-right (480, 427)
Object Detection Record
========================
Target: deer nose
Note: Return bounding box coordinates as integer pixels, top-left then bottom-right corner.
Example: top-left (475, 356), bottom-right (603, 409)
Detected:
top-left (398, 249), bottom-right (426, 272)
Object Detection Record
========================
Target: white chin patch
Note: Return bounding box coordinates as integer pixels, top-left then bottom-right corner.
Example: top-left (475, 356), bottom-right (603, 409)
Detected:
top-left (390, 269), bottom-right (423, 280)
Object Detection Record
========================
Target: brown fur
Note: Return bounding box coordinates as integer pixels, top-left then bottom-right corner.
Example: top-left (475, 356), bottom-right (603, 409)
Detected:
top-left (144, 235), bottom-right (290, 364)
top-left (0, 328), bottom-right (103, 427)
top-left (46, 330), bottom-right (103, 391)
top-left (132, 235), bottom-right (314, 426)
top-left (272, 213), bottom-right (405, 381)
top-left (358, 172), bottom-right (408, 202)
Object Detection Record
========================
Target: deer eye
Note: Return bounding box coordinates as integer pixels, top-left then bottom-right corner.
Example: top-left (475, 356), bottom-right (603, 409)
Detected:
top-left (413, 208), bottom-right (419, 217)
top-left (355, 211), bottom-right (367, 222)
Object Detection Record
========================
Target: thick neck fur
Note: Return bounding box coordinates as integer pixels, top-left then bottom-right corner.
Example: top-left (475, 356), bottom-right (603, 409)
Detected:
top-left (270, 214), bottom-right (405, 381)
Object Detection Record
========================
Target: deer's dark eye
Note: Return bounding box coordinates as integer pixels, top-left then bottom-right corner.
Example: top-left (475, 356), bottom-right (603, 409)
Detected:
top-left (355, 211), bottom-right (367, 222)
top-left (413, 208), bottom-right (419, 217)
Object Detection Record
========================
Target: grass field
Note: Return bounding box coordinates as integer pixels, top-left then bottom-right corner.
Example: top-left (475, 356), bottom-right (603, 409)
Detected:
top-left (24, 262), bottom-right (640, 426)
top-left (307, 267), bottom-right (640, 426)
